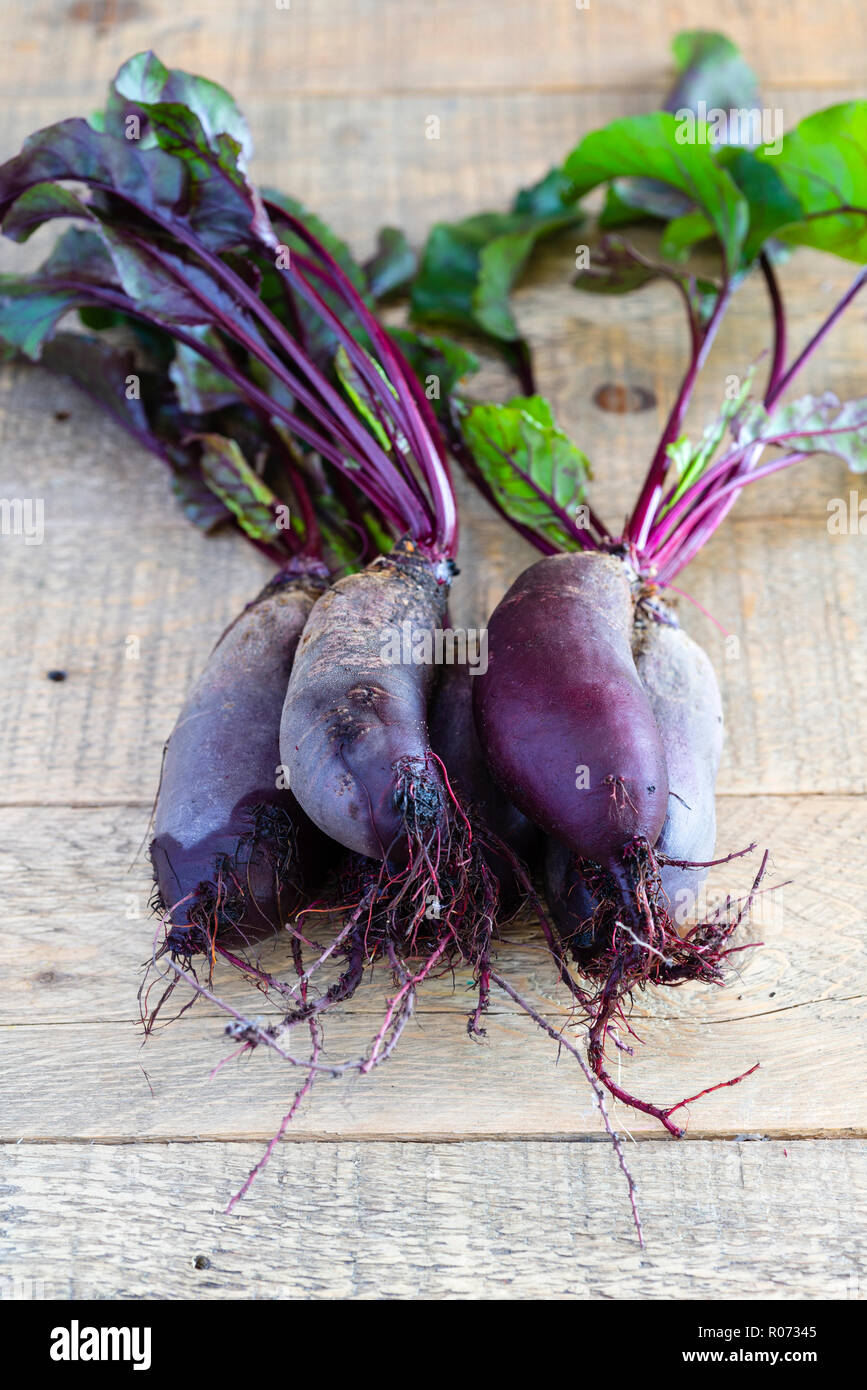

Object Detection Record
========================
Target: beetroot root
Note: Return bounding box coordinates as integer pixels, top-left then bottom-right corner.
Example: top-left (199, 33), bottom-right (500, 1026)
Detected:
top-left (542, 839), bottom-right (599, 962)
top-left (633, 604), bottom-right (724, 921)
top-left (476, 549), bottom-right (759, 1133)
top-left (545, 601), bottom-right (725, 957)
top-left (280, 538), bottom-right (505, 1048)
top-left (150, 561), bottom-right (330, 959)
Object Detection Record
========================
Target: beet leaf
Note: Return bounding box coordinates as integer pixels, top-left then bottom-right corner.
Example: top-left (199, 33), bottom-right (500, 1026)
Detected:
top-left (364, 227), bottom-right (416, 300)
top-left (460, 395), bottom-right (597, 552)
top-left (734, 393), bottom-right (867, 471)
top-left (410, 168), bottom-right (580, 390)
top-left (753, 103), bottom-right (867, 262)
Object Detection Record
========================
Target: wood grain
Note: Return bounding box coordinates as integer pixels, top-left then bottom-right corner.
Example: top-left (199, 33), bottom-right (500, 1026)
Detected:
top-left (2, 1139), bottom-right (864, 1300)
top-left (1, 799), bottom-right (864, 1143)
top-left (2, 799), bottom-right (864, 1027)
top-left (0, 0), bottom-right (864, 1301)
top-left (6, 998), bottom-right (864, 1142)
top-left (1, 0), bottom-right (865, 102)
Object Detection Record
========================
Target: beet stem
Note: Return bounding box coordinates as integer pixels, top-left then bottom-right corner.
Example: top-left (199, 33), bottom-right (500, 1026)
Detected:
top-left (629, 284), bottom-right (732, 550)
top-left (758, 251), bottom-right (787, 402)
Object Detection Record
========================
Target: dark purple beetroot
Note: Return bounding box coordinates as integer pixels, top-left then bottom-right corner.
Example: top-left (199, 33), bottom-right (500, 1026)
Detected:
top-left (542, 839), bottom-right (600, 960)
top-left (473, 551), bottom-right (669, 874)
top-left (429, 659), bottom-right (541, 912)
top-left (151, 561), bottom-right (330, 952)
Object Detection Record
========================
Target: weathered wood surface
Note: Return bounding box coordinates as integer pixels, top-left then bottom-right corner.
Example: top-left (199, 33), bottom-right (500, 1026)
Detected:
top-left (0, 0), bottom-right (864, 1300)
top-left (1, 1140), bottom-right (864, 1301)
top-left (4, 800), bottom-right (864, 1029)
top-left (1, 0), bottom-right (865, 101)
top-left (1, 795), bottom-right (864, 1141)
top-left (4, 999), bottom-right (864, 1143)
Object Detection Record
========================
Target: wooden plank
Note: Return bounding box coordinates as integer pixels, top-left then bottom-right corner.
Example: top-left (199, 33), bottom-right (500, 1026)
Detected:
top-left (1, 794), bottom-right (863, 1141)
top-left (1, 0), bottom-right (864, 103)
top-left (4, 999), bottom-right (863, 1143)
top-left (0, 0), bottom-right (862, 1303)
top-left (2, 1139), bottom-right (864, 1299)
top-left (2, 798), bottom-right (864, 1027)
top-left (0, 452), bottom-right (274, 810)
top-left (678, 522), bottom-right (867, 796)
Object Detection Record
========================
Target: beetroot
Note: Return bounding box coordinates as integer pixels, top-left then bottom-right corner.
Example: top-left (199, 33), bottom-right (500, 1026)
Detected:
top-left (474, 551), bottom-right (669, 877)
top-left (429, 658), bottom-right (541, 913)
top-left (474, 548), bottom-right (760, 1132)
top-left (450, 89), bottom-right (867, 1141)
top-left (542, 841), bottom-right (599, 961)
top-left (545, 600), bottom-right (724, 959)
top-left (151, 562), bottom-right (330, 958)
top-left (281, 540), bottom-right (450, 861)
top-left (633, 605), bottom-right (724, 920)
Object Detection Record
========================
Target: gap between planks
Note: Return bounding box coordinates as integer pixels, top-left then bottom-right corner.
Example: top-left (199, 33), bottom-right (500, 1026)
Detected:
top-left (0, 791), bottom-right (862, 809)
top-left (1, 992), bottom-right (863, 1031)
top-left (4, 1128), bottom-right (864, 1146)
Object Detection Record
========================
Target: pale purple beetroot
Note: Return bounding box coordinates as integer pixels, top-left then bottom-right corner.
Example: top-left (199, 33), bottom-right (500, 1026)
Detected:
top-left (545, 603), bottom-right (724, 956)
top-left (280, 540), bottom-right (450, 862)
top-left (633, 608), bottom-right (724, 920)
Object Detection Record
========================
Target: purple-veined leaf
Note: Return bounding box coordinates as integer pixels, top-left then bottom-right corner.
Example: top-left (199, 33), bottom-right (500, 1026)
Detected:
top-left (734, 391), bottom-right (867, 471)
top-left (460, 395), bottom-right (592, 550)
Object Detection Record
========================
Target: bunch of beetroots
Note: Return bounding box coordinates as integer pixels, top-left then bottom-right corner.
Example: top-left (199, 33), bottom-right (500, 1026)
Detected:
top-left (1, 52), bottom-right (583, 1217)
top-left (432, 34), bottom-right (867, 1128)
top-left (2, 40), bottom-right (866, 1232)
